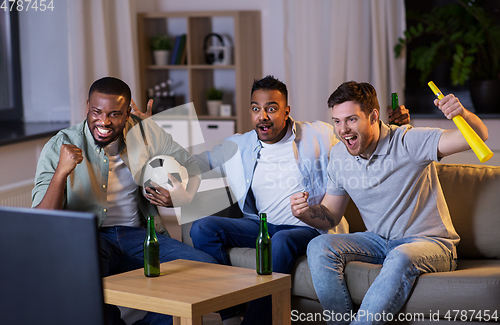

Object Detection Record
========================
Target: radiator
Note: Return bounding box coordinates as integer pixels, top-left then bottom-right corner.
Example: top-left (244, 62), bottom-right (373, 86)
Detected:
top-left (0, 179), bottom-right (34, 208)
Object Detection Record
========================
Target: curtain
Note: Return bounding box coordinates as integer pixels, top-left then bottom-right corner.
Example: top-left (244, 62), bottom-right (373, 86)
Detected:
top-left (284, 0), bottom-right (406, 123)
top-left (67, 0), bottom-right (140, 125)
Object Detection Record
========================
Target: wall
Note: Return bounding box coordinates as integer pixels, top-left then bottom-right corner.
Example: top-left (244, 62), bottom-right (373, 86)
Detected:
top-left (412, 118), bottom-right (500, 166)
top-left (135, 0), bottom-right (286, 80)
top-left (18, 0), bottom-right (286, 123)
top-left (19, 0), bottom-right (70, 122)
top-left (15, 0), bottom-right (500, 166)
top-left (0, 137), bottom-right (50, 207)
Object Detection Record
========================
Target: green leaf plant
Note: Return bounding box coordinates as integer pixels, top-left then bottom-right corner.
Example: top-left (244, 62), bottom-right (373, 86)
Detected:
top-left (207, 87), bottom-right (223, 100)
top-left (395, 0), bottom-right (500, 86)
top-left (150, 34), bottom-right (173, 51)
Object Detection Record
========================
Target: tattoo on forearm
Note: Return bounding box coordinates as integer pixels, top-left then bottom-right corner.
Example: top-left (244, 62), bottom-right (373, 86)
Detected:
top-left (309, 205), bottom-right (336, 228)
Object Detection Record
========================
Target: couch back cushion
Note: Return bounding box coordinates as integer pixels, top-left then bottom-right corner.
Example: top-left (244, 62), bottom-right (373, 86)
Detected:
top-left (344, 163), bottom-right (500, 259)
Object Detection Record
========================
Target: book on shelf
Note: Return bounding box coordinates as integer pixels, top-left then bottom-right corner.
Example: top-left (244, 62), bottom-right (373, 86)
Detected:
top-left (175, 34), bottom-right (186, 65)
top-left (170, 35), bottom-right (182, 65)
top-left (180, 41), bottom-right (187, 65)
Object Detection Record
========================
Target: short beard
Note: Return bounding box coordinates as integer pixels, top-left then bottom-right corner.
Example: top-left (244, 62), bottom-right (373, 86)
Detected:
top-left (349, 132), bottom-right (374, 157)
top-left (93, 135), bottom-right (118, 148)
top-left (94, 139), bottom-right (112, 148)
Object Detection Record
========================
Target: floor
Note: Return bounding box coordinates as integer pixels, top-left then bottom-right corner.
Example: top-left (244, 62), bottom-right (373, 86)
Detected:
top-left (120, 307), bottom-right (224, 324)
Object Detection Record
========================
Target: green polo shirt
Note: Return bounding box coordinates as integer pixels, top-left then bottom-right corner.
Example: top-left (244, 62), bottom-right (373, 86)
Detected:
top-left (32, 115), bottom-right (201, 235)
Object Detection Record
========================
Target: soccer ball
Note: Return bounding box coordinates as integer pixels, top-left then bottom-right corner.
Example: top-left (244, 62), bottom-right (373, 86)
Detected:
top-left (142, 155), bottom-right (189, 196)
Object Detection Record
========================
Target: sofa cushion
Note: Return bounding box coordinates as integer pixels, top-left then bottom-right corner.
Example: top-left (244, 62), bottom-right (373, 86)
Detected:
top-left (436, 164), bottom-right (500, 259)
top-left (345, 259), bottom-right (500, 317)
top-left (229, 248), bottom-right (500, 318)
top-left (227, 247), bottom-right (256, 269)
top-left (290, 255), bottom-right (317, 301)
top-left (228, 248), bottom-right (319, 301)
top-left (344, 163), bottom-right (500, 260)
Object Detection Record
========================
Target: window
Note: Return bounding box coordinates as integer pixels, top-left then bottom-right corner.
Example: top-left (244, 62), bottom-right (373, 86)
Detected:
top-left (0, 10), bottom-right (23, 121)
top-left (403, 0), bottom-right (500, 116)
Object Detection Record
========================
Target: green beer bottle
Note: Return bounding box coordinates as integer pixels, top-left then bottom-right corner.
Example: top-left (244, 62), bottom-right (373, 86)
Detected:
top-left (144, 215), bottom-right (160, 277)
top-left (256, 213), bottom-right (272, 275)
top-left (391, 93), bottom-right (402, 126)
top-left (391, 92), bottom-right (399, 111)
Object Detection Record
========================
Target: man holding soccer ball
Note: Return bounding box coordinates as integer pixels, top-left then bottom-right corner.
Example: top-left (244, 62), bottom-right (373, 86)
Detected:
top-left (32, 77), bottom-right (216, 325)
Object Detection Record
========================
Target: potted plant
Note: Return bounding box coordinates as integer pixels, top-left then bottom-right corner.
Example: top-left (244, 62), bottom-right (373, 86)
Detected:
top-left (206, 87), bottom-right (223, 116)
top-left (395, 0), bottom-right (500, 113)
top-left (150, 34), bottom-right (173, 65)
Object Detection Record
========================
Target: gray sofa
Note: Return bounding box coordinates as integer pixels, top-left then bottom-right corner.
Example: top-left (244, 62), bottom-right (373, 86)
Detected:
top-left (183, 163), bottom-right (500, 324)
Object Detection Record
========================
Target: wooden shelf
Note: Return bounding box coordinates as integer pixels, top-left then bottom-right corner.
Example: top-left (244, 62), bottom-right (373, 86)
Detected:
top-left (146, 65), bottom-right (188, 70)
top-left (145, 65), bottom-right (236, 70)
top-left (137, 11), bottom-right (262, 133)
top-left (196, 115), bottom-right (237, 120)
top-left (189, 65), bottom-right (236, 70)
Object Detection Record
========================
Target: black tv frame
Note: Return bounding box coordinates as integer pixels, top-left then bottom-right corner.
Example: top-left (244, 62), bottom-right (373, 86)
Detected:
top-left (0, 9), bottom-right (23, 122)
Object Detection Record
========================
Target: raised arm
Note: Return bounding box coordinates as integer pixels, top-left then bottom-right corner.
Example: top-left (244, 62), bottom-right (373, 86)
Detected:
top-left (290, 191), bottom-right (350, 230)
top-left (436, 94), bottom-right (489, 158)
top-left (130, 99), bottom-right (153, 120)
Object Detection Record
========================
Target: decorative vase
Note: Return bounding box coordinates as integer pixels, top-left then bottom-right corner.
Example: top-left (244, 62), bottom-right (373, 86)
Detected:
top-left (206, 100), bottom-right (222, 116)
top-left (219, 104), bottom-right (232, 117)
top-left (153, 50), bottom-right (170, 65)
top-left (469, 80), bottom-right (500, 115)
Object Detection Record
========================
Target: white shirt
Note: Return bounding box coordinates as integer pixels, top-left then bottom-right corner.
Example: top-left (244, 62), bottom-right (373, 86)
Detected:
top-left (102, 138), bottom-right (141, 227)
top-left (251, 125), bottom-right (311, 227)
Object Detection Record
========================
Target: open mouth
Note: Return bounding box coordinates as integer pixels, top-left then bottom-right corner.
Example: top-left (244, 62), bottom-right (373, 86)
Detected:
top-left (343, 135), bottom-right (358, 148)
top-left (258, 125), bottom-right (271, 133)
top-left (96, 127), bottom-right (112, 138)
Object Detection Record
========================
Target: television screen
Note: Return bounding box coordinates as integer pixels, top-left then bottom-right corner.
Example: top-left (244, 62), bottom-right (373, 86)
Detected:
top-left (0, 9), bottom-right (22, 121)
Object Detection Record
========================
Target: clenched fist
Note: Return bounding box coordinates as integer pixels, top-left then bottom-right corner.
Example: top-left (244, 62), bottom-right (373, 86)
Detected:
top-left (290, 191), bottom-right (310, 218)
top-left (56, 144), bottom-right (84, 177)
top-left (434, 94), bottom-right (466, 120)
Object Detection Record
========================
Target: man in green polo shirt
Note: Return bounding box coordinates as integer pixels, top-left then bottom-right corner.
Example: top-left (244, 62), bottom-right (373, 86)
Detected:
top-left (32, 77), bottom-right (216, 325)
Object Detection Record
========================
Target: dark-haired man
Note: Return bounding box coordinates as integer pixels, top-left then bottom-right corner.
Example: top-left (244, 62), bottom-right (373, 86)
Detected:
top-left (190, 76), bottom-right (409, 324)
top-left (291, 81), bottom-right (488, 324)
top-left (32, 77), bottom-right (216, 325)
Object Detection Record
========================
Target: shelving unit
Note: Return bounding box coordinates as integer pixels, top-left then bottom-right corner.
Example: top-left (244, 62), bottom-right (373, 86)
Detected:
top-left (137, 11), bottom-right (262, 134)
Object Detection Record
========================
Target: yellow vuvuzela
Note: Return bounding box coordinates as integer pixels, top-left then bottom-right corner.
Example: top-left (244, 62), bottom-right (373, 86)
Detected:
top-left (428, 81), bottom-right (493, 163)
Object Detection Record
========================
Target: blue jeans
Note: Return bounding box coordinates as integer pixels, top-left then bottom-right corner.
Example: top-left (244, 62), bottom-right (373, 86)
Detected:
top-left (307, 232), bottom-right (456, 325)
top-left (190, 216), bottom-right (320, 325)
top-left (99, 226), bottom-right (217, 325)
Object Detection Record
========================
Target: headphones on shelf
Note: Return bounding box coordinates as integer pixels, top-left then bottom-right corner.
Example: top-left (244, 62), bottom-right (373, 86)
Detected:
top-left (204, 33), bottom-right (225, 65)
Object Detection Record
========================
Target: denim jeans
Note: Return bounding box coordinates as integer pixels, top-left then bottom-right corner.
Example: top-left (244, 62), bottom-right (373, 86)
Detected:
top-left (99, 226), bottom-right (217, 325)
top-left (190, 216), bottom-right (320, 325)
top-left (307, 232), bottom-right (456, 325)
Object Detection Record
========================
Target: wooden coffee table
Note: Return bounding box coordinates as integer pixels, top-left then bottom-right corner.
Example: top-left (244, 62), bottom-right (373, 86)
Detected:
top-left (103, 259), bottom-right (291, 325)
